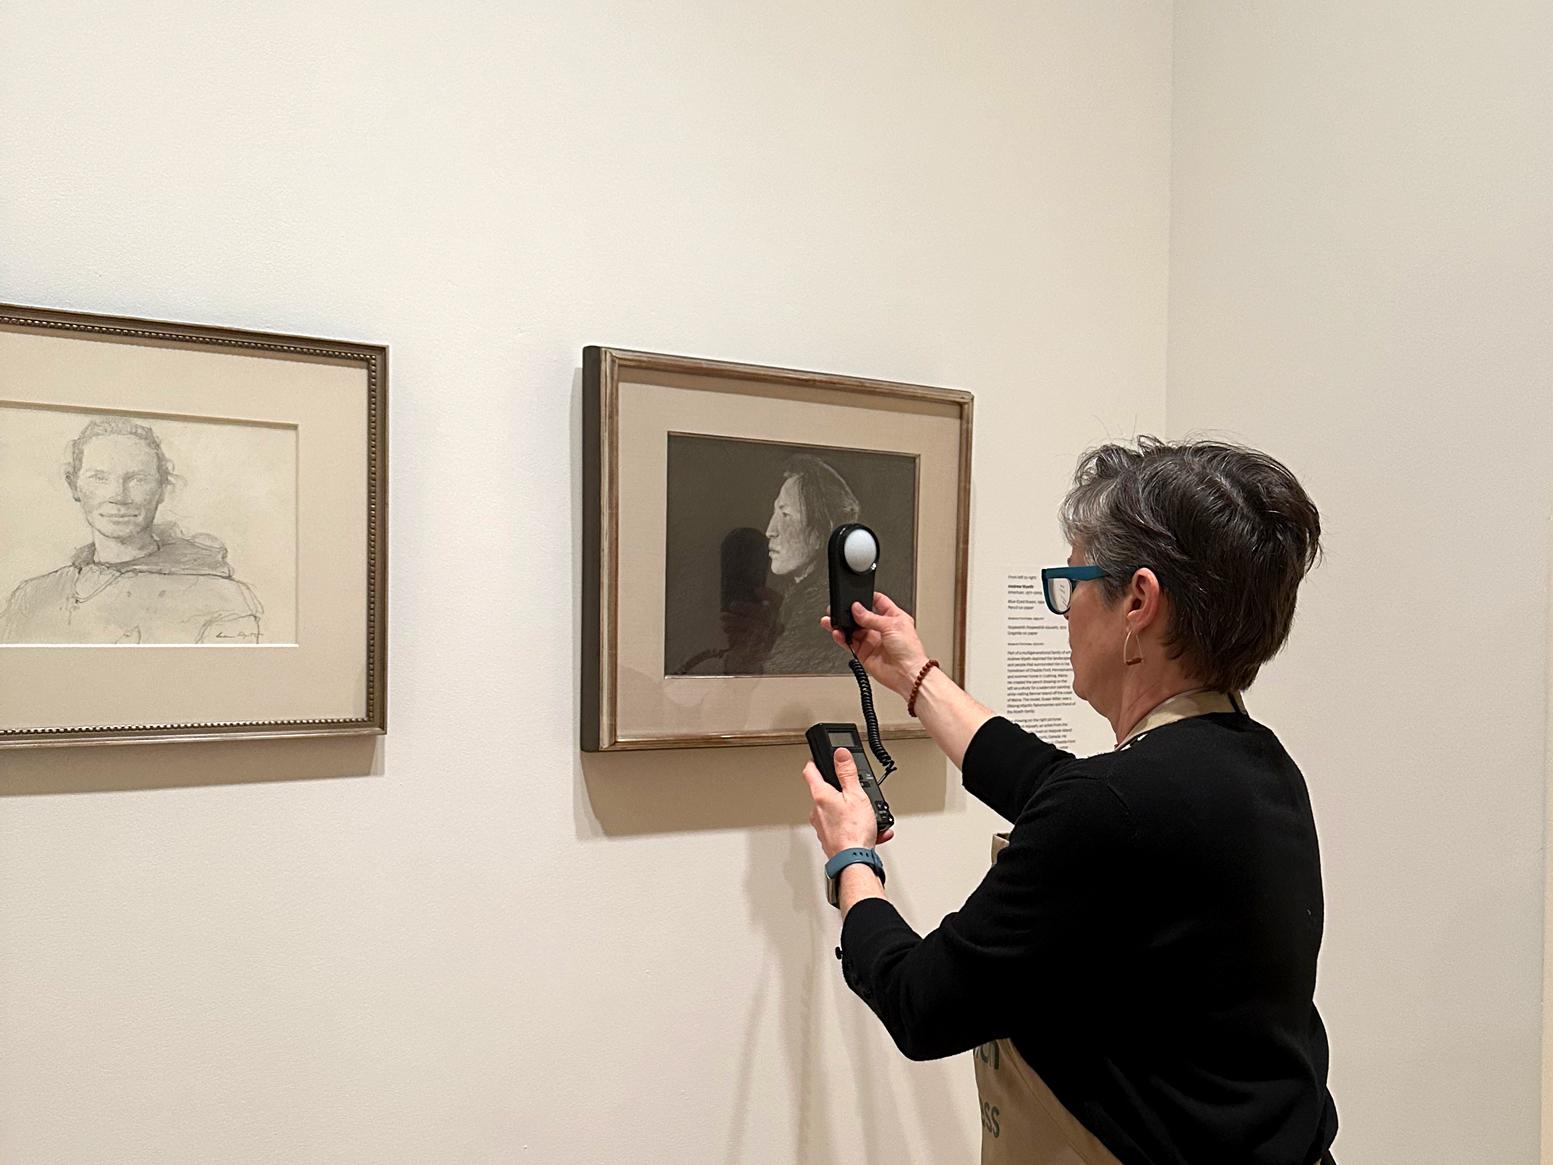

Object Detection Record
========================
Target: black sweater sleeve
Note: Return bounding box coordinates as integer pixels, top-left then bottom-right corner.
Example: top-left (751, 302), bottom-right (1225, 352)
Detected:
top-left (960, 715), bottom-right (1080, 822)
top-left (837, 768), bottom-right (1133, 1062)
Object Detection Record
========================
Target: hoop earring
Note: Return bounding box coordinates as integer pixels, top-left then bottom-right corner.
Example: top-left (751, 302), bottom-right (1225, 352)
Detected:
top-left (1123, 628), bottom-right (1143, 666)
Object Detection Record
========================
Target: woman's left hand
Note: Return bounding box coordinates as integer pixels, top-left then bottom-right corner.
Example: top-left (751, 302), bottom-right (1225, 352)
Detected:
top-left (802, 748), bottom-right (895, 857)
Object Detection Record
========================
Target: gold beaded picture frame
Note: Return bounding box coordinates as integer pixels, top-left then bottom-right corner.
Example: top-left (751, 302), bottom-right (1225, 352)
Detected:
top-left (0, 304), bottom-right (387, 747)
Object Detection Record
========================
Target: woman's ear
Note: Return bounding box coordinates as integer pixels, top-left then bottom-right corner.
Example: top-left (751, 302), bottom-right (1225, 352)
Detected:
top-left (1130, 567), bottom-right (1165, 627)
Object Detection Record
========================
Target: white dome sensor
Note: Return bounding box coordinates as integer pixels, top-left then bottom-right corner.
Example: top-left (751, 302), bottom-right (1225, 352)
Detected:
top-left (843, 527), bottom-right (878, 574)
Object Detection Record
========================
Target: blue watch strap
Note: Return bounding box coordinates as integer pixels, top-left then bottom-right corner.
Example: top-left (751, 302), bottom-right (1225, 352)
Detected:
top-left (825, 847), bottom-right (884, 883)
top-left (824, 848), bottom-right (884, 909)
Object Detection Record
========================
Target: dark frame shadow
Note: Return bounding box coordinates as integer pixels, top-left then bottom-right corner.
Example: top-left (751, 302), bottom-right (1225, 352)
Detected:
top-left (576, 736), bottom-right (952, 840)
top-left (0, 733), bottom-right (383, 796)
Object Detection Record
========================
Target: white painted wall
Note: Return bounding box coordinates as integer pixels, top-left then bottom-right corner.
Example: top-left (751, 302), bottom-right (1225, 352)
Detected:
top-left (0, 4), bottom-right (1171, 1162)
top-left (1168, 4), bottom-right (1553, 1162)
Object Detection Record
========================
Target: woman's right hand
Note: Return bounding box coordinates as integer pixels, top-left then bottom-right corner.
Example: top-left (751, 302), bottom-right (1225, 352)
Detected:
top-left (820, 591), bottom-right (931, 700)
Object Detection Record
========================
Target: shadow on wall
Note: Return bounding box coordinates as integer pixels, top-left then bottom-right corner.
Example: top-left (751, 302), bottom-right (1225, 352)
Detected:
top-left (577, 746), bottom-right (973, 1162)
top-left (731, 824), bottom-right (974, 1162)
top-left (0, 734), bottom-right (382, 796)
top-left (575, 736), bottom-right (949, 838)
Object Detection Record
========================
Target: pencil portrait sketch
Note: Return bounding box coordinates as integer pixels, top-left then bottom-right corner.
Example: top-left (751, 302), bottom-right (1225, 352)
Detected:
top-left (0, 415), bottom-right (270, 645)
top-left (663, 436), bottom-right (918, 677)
top-left (0, 303), bottom-right (381, 746)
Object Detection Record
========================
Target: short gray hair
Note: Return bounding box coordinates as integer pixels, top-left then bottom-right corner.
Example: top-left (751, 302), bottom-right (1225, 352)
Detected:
top-left (1059, 437), bottom-right (1322, 692)
top-left (66, 417), bottom-right (174, 488)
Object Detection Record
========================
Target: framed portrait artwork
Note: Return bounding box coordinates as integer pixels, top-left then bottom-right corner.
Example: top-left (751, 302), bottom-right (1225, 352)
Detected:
top-left (582, 346), bottom-right (972, 751)
top-left (0, 304), bottom-right (387, 747)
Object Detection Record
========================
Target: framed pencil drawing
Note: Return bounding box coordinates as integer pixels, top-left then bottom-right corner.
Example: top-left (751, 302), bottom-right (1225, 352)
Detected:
top-left (582, 346), bottom-right (972, 751)
top-left (0, 303), bottom-right (387, 747)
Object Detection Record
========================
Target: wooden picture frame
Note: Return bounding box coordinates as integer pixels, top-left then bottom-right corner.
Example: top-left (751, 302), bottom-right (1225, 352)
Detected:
top-left (0, 304), bottom-right (387, 747)
top-left (582, 346), bottom-right (971, 751)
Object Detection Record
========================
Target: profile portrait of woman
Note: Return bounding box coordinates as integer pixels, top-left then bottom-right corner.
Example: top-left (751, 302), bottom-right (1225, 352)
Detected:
top-left (756, 452), bottom-right (860, 674)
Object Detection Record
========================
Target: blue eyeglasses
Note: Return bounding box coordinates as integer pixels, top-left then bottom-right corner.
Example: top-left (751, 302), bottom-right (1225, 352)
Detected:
top-left (1040, 565), bottom-right (1108, 616)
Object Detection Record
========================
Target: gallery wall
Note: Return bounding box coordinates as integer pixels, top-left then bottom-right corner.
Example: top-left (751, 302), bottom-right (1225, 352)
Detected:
top-left (1168, 3), bottom-right (1553, 1162)
top-left (0, 4), bottom-right (1170, 1163)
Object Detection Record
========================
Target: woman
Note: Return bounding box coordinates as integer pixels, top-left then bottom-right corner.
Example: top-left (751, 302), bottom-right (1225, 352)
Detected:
top-left (0, 417), bottom-right (262, 644)
top-left (687, 453), bottom-right (862, 675)
top-left (756, 452), bottom-right (860, 674)
top-left (801, 438), bottom-right (1338, 1164)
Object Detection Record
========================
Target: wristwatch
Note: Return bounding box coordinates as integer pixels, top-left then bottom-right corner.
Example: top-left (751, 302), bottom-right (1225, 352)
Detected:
top-left (824, 847), bottom-right (886, 909)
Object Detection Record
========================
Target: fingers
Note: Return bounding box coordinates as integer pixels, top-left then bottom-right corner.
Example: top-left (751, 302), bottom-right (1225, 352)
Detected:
top-left (871, 591), bottom-right (905, 617)
top-left (801, 761), bottom-right (830, 800)
top-left (876, 827), bottom-right (895, 845)
top-left (822, 616), bottom-right (852, 647)
top-left (853, 592), bottom-right (914, 629)
top-left (833, 747), bottom-right (861, 793)
top-left (850, 601), bottom-right (887, 630)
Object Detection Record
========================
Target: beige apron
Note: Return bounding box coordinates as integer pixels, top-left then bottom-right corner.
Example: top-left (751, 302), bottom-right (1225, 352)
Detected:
top-left (972, 690), bottom-right (1240, 1164)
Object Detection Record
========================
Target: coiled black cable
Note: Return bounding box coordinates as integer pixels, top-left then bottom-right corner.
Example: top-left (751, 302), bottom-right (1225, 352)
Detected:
top-left (849, 651), bottom-right (896, 781)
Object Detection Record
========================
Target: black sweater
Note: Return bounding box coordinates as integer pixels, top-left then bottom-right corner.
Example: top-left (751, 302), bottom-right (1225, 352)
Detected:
top-left (837, 713), bottom-right (1338, 1164)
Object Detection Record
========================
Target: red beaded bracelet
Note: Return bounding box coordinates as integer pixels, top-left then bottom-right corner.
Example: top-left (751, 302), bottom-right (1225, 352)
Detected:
top-left (906, 659), bottom-right (940, 718)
